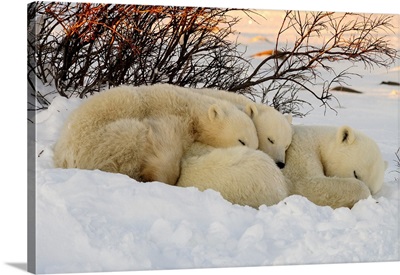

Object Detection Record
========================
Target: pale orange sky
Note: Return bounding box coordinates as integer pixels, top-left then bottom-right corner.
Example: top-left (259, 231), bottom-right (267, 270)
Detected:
top-left (228, 10), bottom-right (400, 52)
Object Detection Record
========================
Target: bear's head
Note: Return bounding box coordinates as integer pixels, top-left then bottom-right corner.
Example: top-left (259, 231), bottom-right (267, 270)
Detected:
top-left (198, 103), bottom-right (259, 149)
top-left (245, 104), bottom-right (293, 169)
top-left (322, 126), bottom-right (387, 195)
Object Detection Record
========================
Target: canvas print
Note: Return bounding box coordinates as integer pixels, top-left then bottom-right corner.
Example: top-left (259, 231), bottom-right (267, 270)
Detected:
top-left (27, 1), bottom-right (399, 274)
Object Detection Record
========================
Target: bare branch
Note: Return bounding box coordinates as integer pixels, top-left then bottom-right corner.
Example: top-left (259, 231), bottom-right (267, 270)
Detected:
top-left (230, 11), bottom-right (398, 115)
top-left (28, 4), bottom-right (398, 117)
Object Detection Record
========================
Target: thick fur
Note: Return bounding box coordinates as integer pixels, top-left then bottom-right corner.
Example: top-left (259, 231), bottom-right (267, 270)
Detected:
top-left (282, 125), bottom-right (388, 209)
top-left (53, 84), bottom-right (259, 184)
top-left (177, 142), bottom-right (289, 208)
top-left (193, 88), bottom-right (292, 168)
top-left (177, 125), bottom-right (386, 209)
top-left (54, 115), bottom-right (192, 185)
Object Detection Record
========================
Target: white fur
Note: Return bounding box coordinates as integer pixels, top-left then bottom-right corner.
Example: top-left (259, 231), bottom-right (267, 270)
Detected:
top-left (53, 84), bottom-right (259, 184)
top-left (177, 142), bottom-right (289, 208)
top-left (282, 125), bottom-right (387, 208)
top-left (193, 88), bottom-right (292, 168)
top-left (178, 125), bottom-right (387, 209)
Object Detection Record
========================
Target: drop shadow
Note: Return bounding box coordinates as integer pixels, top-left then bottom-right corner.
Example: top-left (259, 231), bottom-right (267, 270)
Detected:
top-left (6, 262), bottom-right (27, 272)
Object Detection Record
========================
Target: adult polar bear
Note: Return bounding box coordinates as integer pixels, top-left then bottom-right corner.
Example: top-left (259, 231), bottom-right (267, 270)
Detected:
top-left (192, 88), bottom-right (292, 168)
top-left (178, 124), bottom-right (387, 209)
top-left (53, 84), bottom-right (259, 185)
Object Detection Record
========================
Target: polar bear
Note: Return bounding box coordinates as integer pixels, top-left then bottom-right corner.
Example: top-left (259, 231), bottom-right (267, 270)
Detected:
top-left (176, 142), bottom-right (289, 208)
top-left (177, 125), bottom-right (386, 209)
top-left (56, 115), bottom-right (193, 185)
top-left (282, 125), bottom-right (388, 208)
top-left (192, 88), bottom-right (292, 168)
top-left (53, 84), bottom-right (259, 184)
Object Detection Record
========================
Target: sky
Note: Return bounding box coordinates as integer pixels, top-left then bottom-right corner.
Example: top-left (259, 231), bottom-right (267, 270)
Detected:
top-left (228, 10), bottom-right (399, 58)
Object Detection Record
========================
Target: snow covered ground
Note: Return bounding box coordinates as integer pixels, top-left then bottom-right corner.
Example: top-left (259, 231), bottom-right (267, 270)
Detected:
top-left (32, 74), bottom-right (399, 273)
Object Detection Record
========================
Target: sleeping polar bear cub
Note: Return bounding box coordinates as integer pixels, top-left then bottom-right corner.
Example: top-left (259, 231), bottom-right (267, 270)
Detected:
top-left (282, 125), bottom-right (388, 208)
top-left (177, 125), bottom-right (387, 209)
top-left (193, 88), bottom-right (292, 168)
top-left (177, 142), bottom-right (289, 208)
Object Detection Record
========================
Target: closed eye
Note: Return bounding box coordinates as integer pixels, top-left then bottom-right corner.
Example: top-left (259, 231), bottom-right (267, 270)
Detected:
top-left (268, 138), bottom-right (274, 144)
top-left (353, 170), bottom-right (359, 179)
top-left (238, 139), bottom-right (246, 146)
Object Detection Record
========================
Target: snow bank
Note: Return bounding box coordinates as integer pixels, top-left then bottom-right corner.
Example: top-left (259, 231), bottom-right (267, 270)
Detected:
top-left (33, 91), bottom-right (399, 274)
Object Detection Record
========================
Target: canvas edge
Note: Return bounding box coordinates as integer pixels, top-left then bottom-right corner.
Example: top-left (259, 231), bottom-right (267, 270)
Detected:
top-left (27, 1), bottom-right (38, 274)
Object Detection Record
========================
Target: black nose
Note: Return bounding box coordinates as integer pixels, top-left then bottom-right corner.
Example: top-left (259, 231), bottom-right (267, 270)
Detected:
top-left (276, 162), bottom-right (285, 169)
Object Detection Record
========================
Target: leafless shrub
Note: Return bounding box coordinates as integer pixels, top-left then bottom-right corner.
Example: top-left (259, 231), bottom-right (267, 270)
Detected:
top-left (28, 3), bottom-right (252, 103)
top-left (28, 4), bottom-right (398, 117)
top-left (394, 148), bottom-right (400, 177)
top-left (234, 11), bottom-right (398, 114)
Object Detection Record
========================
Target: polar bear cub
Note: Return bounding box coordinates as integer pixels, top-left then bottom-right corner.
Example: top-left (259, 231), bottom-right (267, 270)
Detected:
top-left (177, 124), bottom-right (386, 209)
top-left (177, 142), bottom-right (289, 208)
top-left (283, 125), bottom-right (388, 208)
top-left (193, 88), bottom-right (292, 168)
top-left (53, 84), bottom-right (259, 184)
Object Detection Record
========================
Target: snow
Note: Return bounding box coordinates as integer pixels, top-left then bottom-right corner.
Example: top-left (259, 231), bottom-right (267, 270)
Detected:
top-left (33, 78), bottom-right (399, 273)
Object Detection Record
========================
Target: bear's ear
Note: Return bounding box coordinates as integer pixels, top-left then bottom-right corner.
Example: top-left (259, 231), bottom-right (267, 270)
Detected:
top-left (244, 103), bottom-right (258, 118)
top-left (337, 126), bottom-right (356, 144)
top-left (285, 113), bottom-right (292, 124)
top-left (208, 104), bottom-right (225, 121)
